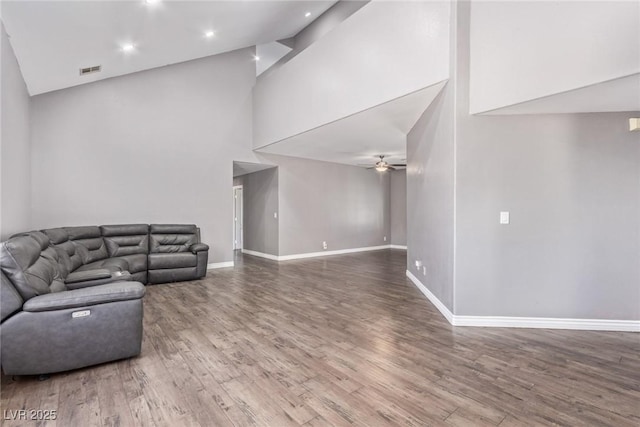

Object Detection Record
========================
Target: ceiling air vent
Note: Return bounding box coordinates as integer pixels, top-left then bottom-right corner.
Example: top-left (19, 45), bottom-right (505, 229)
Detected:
top-left (79, 65), bottom-right (101, 76)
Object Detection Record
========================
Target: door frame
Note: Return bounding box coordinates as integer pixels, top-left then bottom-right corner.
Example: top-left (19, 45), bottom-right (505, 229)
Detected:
top-left (233, 185), bottom-right (243, 250)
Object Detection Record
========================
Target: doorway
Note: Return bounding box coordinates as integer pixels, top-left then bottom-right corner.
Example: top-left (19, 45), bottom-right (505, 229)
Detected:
top-left (233, 186), bottom-right (243, 250)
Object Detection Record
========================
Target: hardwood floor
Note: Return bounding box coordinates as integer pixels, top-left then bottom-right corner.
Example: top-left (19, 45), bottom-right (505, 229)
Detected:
top-left (2, 249), bottom-right (639, 426)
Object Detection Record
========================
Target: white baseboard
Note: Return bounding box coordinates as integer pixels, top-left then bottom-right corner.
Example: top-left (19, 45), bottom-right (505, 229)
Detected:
top-left (389, 245), bottom-right (407, 250)
top-left (279, 245), bottom-right (391, 261)
top-left (406, 270), bottom-right (639, 332)
top-left (207, 261), bottom-right (234, 269)
top-left (242, 245), bottom-right (394, 262)
top-left (241, 249), bottom-right (279, 260)
top-left (406, 270), bottom-right (455, 324)
top-left (452, 316), bottom-right (640, 331)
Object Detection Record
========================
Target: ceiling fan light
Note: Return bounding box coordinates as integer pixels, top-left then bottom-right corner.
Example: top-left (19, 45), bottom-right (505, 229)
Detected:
top-left (375, 165), bottom-right (388, 172)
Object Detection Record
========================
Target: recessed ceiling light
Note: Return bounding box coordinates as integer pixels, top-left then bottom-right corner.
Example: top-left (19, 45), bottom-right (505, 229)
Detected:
top-left (305, 12), bottom-right (311, 18)
top-left (145, 0), bottom-right (159, 4)
top-left (205, 31), bottom-right (215, 38)
top-left (253, 55), bottom-right (260, 61)
top-left (121, 43), bottom-right (135, 52)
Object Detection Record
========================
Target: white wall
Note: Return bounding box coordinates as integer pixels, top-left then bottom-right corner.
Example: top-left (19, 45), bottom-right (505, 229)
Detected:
top-left (469, 0), bottom-right (640, 113)
top-left (253, 1), bottom-right (450, 148)
top-left (262, 1), bottom-right (369, 80)
top-left (1, 23), bottom-right (31, 240)
top-left (30, 48), bottom-right (260, 263)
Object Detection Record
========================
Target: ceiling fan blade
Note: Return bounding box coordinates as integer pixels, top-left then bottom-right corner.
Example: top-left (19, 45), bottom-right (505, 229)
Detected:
top-left (390, 164), bottom-right (406, 167)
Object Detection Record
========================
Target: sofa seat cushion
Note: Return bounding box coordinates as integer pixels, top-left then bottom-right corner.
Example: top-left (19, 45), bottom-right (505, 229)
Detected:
top-left (23, 281), bottom-right (145, 312)
top-left (75, 257), bottom-right (129, 273)
top-left (108, 254), bottom-right (147, 274)
top-left (148, 253), bottom-right (197, 270)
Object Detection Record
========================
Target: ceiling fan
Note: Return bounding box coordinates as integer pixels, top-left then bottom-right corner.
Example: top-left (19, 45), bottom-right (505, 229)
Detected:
top-left (361, 155), bottom-right (406, 172)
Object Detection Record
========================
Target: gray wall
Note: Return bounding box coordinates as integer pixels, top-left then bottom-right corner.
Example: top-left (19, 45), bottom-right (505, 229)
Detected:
top-left (1, 23), bottom-right (31, 240)
top-left (408, 0), bottom-right (639, 320)
top-left (30, 48), bottom-right (260, 263)
top-left (390, 170), bottom-right (407, 246)
top-left (242, 167), bottom-right (279, 256)
top-left (407, 86), bottom-right (456, 311)
top-left (453, 1), bottom-right (640, 320)
top-left (405, 0), bottom-right (458, 312)
top-left (260, 154), bottom-right (390, 256)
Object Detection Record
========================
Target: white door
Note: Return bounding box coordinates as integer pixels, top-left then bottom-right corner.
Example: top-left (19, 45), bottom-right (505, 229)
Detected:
top-left (233, 187), bottom-right (243, 250)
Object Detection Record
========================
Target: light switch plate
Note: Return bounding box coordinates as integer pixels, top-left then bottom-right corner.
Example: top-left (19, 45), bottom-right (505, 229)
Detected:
top-left (500, 211), bottom-right (510, 225)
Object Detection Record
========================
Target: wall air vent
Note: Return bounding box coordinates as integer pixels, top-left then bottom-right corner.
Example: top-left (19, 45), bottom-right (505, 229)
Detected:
top-left (79, 65), bottom-right (101, 76)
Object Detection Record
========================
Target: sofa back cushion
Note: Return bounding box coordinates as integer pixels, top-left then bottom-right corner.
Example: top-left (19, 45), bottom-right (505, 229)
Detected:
top-left (149, 224), bottom-right (198, 253)
top-left (1, 271), bottom-right (23, 322)
top-left (101, 224), bottom-right (149, 257)
top-left (64, 226), bottom-right (108, 264)
top-left (42, 228), bottom-right (83, 276)
top-left (0, 232), bottom-right (66, 301)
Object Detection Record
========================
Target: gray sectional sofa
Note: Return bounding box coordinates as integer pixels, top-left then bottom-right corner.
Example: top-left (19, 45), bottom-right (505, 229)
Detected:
top-left (0, 223), bottom-right (209, 375)
top-left (41, 223), bottom-right (209, 285)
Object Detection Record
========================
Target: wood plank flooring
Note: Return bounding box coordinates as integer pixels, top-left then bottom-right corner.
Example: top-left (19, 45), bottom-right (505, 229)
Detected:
top-left (1, 249), bottom-right (639, 426)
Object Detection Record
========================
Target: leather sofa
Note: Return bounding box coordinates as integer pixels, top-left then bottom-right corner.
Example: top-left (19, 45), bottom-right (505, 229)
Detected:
top-left (0, 231), bottom-right (145, 375)
top-left (40, 223), bottom-right (209, 285)
top-left (0, 223), bottom-right (209, 375)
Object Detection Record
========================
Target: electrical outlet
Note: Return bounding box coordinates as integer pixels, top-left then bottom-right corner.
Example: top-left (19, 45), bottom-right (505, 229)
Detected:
top-left (415, 260), bottom-right (422, 269)
top-left (384, 236), bottom-right (387, 241)
top-left (274, 212), bottom-right (278, 219)
top-left (322, 241), bottom-right (328, 250)
top-left (422, 266), bottom-right (426, 276)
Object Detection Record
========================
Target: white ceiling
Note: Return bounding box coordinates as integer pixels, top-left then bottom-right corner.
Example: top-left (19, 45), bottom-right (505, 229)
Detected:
top-left (1, 0), bottom-right (336, 95)
top-left (233, 161), bottom-right (276, 178)
top-left (256, 41), bottom-right (291, 77)
top-left (257, 81), bottom-right (447, 167)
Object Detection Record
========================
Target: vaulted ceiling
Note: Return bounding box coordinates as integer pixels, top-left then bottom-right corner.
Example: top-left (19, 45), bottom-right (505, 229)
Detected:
top-left (1, 0), bottom-right (336, 95)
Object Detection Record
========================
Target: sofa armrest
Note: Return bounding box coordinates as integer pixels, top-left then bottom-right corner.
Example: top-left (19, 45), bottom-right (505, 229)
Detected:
top-left (65, 269), bottom-right (112, 284)
top-left (189, 243), bottom-right (209, 253)
top-left (23, 282), bottom-right (146, 312)
top-left (64, 270), bottom-right (132, 290)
